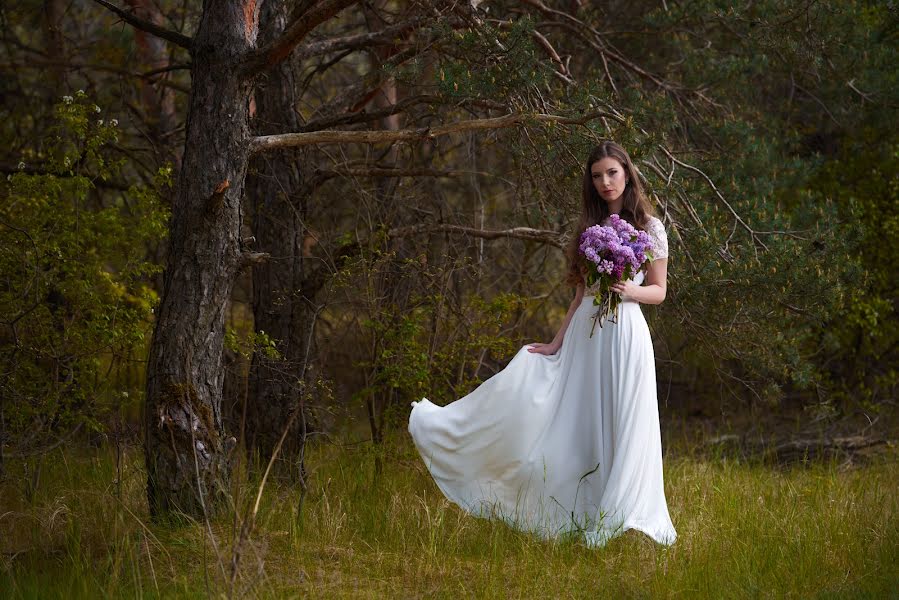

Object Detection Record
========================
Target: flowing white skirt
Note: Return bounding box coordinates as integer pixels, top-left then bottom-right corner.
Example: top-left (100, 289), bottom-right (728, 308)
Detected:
top-left (408, 289), bottom-right (677, 547)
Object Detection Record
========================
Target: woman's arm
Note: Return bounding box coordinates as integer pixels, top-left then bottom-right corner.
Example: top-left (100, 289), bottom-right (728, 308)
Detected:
top-left (527, 283), bottom-right (585, 355)
top-left (610, 258), bottom-right (668, 305)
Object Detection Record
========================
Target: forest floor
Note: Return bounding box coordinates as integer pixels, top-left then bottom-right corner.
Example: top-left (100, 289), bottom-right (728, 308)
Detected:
top-left (1, 415), bottom-right (897, 599)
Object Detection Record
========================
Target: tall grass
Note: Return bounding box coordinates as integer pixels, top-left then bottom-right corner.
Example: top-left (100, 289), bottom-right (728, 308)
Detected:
top-left (1, 434), bottom-right (897, 598)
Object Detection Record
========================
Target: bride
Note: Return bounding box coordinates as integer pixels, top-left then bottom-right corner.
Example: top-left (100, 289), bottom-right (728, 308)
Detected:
top-left (408, 141), bottom-right (677, 547)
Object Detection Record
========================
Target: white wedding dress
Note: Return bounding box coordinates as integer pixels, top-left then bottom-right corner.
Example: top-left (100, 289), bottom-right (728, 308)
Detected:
top-left (408, 216), bottom-right (676, 547)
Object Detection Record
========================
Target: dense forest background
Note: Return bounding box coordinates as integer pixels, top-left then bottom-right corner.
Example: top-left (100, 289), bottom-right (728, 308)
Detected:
top-left (1, 0), bottom-right (897, 596)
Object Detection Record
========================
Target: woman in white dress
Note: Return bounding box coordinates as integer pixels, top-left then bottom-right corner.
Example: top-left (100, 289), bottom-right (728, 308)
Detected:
top-left (408, 141), bottom-right (677, 547)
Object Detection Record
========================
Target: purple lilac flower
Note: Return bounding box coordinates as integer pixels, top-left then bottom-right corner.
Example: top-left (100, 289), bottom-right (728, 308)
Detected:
top-left (578, 217), bottom-right (653, 282)
top-left (578, 216), bottom-right (654, 336)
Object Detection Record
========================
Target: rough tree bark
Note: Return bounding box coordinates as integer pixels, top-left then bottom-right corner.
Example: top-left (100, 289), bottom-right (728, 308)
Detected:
top-left (244, 0), bottom-right (314, 474)
top-left (143, 2), bottom-right (258, 517)
top-left (91, 0), bottom-right (567, 516)
top-left (137, 0), bottom-right (363, 518)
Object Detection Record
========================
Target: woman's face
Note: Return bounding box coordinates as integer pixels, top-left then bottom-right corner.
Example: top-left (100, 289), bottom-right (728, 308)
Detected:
top-left (590, 157), bottom-right (628, 204)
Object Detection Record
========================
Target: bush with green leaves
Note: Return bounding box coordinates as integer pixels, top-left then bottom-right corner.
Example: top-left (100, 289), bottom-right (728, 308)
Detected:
top-left (807, 133), bottom-right (898, 406)
top-left (0, 92), bottom-right (169, 453)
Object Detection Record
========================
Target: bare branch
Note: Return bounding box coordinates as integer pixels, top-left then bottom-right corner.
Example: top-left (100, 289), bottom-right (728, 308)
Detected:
top-left (301, 221), bottom-right (563, 300)
top-left (389, 224), bottom-right (564, 248)
top-left (89, 0), bottom-right (192, 50)
top-left (658, 145), bottom-right (768, 253)
top-left (300, 95), bottom-right (444, 132)
top-left (250, 111), bottom-right (619, 153)
top-left (519, 0), bottom-right (586, 28)
top-left (522, 2), bottom-right (720, 105)
top-left (316, 167), bottom-right (470, 179)
top-left (295, 17), bottom-right (428, 61)
top-left (301, 94), bottom-right (507, 132)
top-left (7, 423), bottom-right (84, 457)
top-left (305, 45), bottom-right (422, 122)
top-left (530, 30), bottom-right (573, 84)
top-left (240, 251), bottom-right (271, 268)
top-left (3, 58), bottom-right (191, 94)
top-left (845, 78), bottom-right (881, 104)
top-left (794, 81), bottom-right (843, 127)
top-left (243, 0), bottom-right (363, 73)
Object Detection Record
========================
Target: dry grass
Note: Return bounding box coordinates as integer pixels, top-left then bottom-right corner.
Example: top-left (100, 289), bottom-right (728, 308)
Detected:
top-left (1, 434), bottom-right (897, 598)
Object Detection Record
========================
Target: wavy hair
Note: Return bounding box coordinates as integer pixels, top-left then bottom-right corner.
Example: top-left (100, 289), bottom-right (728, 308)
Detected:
top-left (565, 141), bottom-right (655, 286)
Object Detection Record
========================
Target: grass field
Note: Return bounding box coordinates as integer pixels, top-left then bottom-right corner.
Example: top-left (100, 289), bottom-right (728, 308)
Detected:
top-left (1, 433), bottom-right (897, 598)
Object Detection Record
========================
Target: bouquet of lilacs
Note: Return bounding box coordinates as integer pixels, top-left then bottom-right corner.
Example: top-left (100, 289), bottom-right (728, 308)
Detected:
top-left (579, 214), bottom-right (654, 337)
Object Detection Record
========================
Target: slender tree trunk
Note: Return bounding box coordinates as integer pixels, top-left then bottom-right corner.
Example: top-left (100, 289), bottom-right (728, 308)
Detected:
top-left (125, 0), bottom-right (178, 162)
top-left (364, 3), bottom-right (410, 464)
top-left (0, 380), bottom-right (5, 478)
top-left (43, 0), bottom-right (66, 95)
top-left (244, 0), bottom-right (314, 473)
top-left (144, 2), bottom-right (256, 518)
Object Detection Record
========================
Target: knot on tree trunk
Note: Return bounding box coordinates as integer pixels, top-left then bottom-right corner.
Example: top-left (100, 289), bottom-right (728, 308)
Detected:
top-left (205, 179), bottom-right (231, 214)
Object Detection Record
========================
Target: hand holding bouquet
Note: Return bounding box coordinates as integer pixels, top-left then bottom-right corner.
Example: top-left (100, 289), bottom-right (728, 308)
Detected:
top-left (579, 214), bottom-right (654, 337)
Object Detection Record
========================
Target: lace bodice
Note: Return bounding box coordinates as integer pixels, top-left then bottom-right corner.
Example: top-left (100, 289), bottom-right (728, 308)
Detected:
top-left (644, 216), bottom-right (669, 260)
top-left (583, 216), bottom-right (669, 296)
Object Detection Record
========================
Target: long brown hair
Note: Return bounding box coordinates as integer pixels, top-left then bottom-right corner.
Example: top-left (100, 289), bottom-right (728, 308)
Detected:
top-left (565, 141), bottom-right (655, 286)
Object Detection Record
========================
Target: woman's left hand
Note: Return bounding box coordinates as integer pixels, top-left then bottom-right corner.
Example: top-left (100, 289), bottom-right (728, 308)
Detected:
top-left (610, 280), bottom-right (639, 302)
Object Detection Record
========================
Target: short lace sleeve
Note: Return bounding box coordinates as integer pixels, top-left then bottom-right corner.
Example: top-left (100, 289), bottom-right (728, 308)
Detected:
top-left (646, 216), bottom-right (669, 260)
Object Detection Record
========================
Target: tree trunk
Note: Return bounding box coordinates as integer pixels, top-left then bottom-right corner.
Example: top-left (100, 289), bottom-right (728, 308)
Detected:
top-left (43, 0), bottom-right (66, 94)
top-left (124, 0), bottom-right (178, 162)
top-left (144, 2), bottom-right (256, 518)
top-left (244, 0), bottom-right (314, 474)
top-left (363, 3), bottom-right (409, 463)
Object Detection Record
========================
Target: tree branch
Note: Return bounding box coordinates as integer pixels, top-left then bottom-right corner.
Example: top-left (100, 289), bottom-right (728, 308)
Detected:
top-left (659, 145), bottom-right (767, 252)
top-left (315, 167), bottom-right (469, 179)
top-left (3, 58), bottom-right (191, 94)
top-left (294, 17), bottom-right (428, 61)
top-left (300, 94), bottom-right (444, 132)
top-left (250, 111), bottom-right (618, 153)
top-left (388, 224), bottom-right (563, 248)
top-left (300, 221), bottom-right (563, 300)
top-left (243, 0), bottom-right (363, 73)
top-left (90, 0), bottom-right (192, 50)
top-left (531, 29), bottom-right (573, 84)
top-left (303, 44), bottom-right (422, 123)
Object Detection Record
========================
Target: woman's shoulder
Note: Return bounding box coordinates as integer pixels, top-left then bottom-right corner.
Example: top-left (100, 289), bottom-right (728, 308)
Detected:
top-left (644, 215), bottom-right (669, 258)
top-left (645, 215), bottom-right (665, 229)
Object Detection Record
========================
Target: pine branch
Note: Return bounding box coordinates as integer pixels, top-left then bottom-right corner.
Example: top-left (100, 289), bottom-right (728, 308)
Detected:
top-left (90, 0), bottom-right (192, 50)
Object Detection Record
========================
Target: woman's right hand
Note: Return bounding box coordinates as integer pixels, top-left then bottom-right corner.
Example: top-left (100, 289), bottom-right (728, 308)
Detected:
top-left (527, 341), bottom-right (561, 355)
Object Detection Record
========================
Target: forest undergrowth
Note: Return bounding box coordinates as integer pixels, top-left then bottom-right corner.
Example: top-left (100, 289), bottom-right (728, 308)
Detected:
top-left (1, 430), bottom-right (897, 599)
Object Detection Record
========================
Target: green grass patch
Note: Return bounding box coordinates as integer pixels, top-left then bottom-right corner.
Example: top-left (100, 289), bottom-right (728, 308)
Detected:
top-left (1, 437), bottom-right (897, 598)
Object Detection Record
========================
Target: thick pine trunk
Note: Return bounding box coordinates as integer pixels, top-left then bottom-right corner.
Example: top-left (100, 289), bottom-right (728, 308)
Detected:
top-left (245, 1), bottom-right (314, 472)
top-left (144, 2), bottom-right (256, 517)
